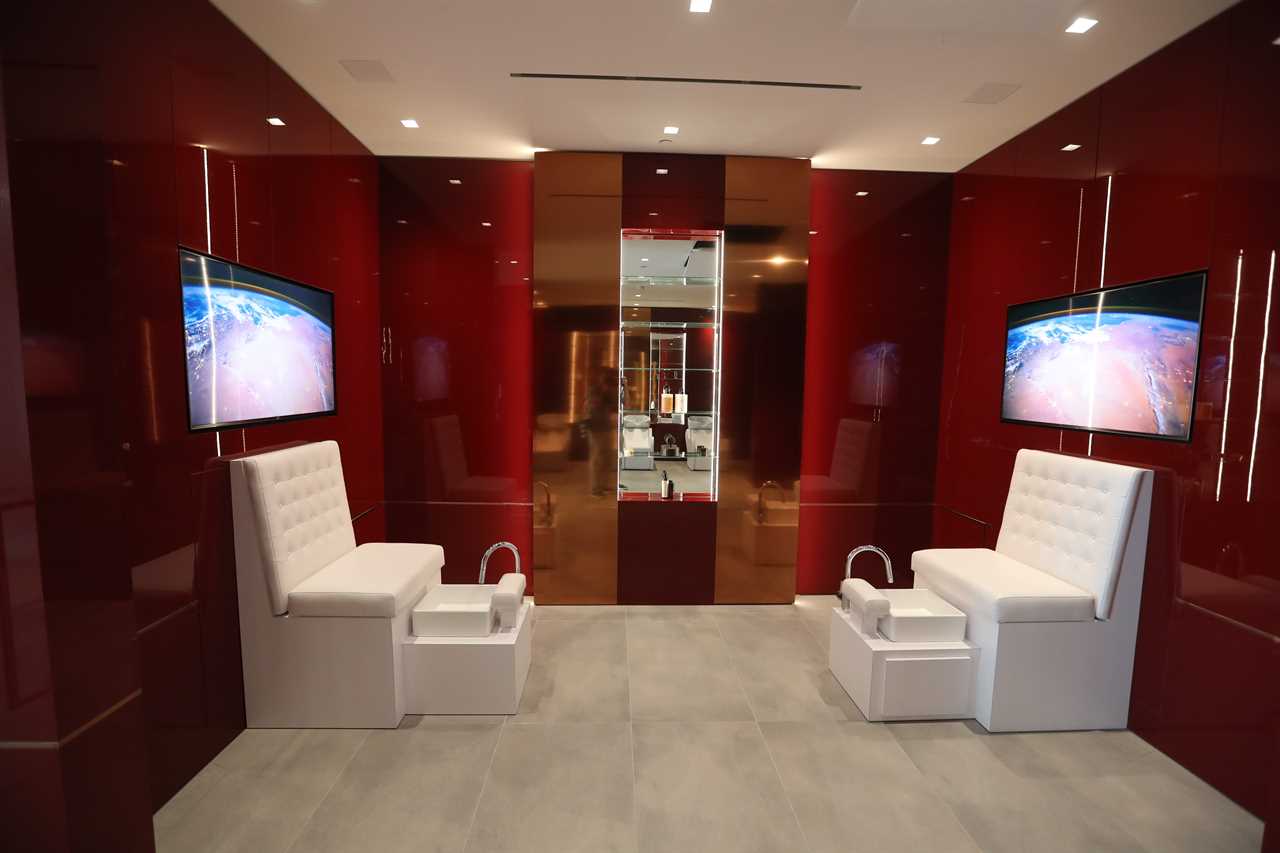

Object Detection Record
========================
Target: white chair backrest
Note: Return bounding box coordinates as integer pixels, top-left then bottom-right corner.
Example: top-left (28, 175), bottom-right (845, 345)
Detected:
top-left (996, 449), bottom-right (1144, 620)
top-left (237, 440), bottom-right (356, 615)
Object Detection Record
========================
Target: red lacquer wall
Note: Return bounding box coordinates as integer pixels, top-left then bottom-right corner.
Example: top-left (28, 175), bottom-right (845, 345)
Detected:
top-left (798, 169), bottom-right (953, 594)
top-left (379, 158), bottom-right (533, 587)
top-left (1, 0), bottom-right (383, 847)
top-left (934, 0), bottom-right (1280, 820)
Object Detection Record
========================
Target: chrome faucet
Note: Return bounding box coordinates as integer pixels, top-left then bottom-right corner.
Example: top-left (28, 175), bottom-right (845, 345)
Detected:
top-left (845, 545), bottom-right (893, 585)
top-left (756, 480), bottom-right (785, 522)
top-left (534, 481), bottom-right (553, 523)
top-left (479, 541), bottom-right (522, 584)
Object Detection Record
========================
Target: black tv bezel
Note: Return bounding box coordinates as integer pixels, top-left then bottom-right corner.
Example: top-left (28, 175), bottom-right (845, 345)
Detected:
top-left (1000, 270), bottom-right (1208, 444)
top-left (178, 245), bottom-right (339, 434)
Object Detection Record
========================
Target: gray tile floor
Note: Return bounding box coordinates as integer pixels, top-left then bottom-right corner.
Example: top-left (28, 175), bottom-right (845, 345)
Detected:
top-left (155, 598), bottom-right (1263, 853)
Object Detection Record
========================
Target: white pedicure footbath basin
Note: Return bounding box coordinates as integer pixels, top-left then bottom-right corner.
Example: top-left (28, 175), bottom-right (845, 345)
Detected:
top-left (402, 542), bottom-right (535, 714)
top-left (874, 589), bottom-right (967, 643)
top-left (829, 559), bottom-right (978, 722)
top-left (412, 584), bottom-right (504, 637)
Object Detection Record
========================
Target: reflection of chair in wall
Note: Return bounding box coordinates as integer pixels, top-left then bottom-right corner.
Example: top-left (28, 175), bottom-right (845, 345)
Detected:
top-left (620, 414), bottom-right (655, 470)
top-left (231, 441), bottom-right (444, 727)
top-left (911, 449), bottom-right (1152, 732)
top-left (430, 413), bottom-right (514, 499)
top-left (686, 415), bottom-right (714, 471)
top-left (533, 412), bottom-right (571, 472)
top-left (795, 417), bottom-right (879, 500)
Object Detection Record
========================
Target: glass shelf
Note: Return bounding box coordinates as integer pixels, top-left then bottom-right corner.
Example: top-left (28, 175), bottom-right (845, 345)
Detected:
top-left (619, 320), bottom-right (717, 330)
top-left (621, 275), bottom-right (718, 286)
top-left (620, 367), bottom-right (717, 373)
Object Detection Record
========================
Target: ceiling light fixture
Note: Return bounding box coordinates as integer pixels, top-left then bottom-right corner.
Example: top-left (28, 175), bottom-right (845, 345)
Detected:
top-left (482, 221), bottom-right (492, 227)
top-left (266, 117), bottom-right (286, 126)
top-left (648, 212), bottom-right (660, 216)
top-left (921, 136), bottom-right (940, 145)
top-left (663, 126), bottom-right (680, 135)
top-left (751, 274), bottom-right (762, 279)
top-left (449, 178), bottom-right (462, 185)
top-left (641, 257), bottom-right (650, 262)
top-left (809, 230), bottom-right (818, 236)
top-left (510, 260), bottom-right (518, 264)
top-left (1061, 143), bottom-right (1082, 151)
top-left (769, 255), bottom-right (788, 266)
top-left (1065, 17), bottom-right (1098, 34)
top-left (656, 168), bottom-right (669, 175)
top-left (401, 118), bottom-right (419, 128)
top-left (855, 191), bottom-right (870, 197)
top-left (690, 0), bottom-right (711, 13)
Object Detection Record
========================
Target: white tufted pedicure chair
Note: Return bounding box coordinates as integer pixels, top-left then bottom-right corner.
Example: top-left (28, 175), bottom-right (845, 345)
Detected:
top-left (230, 441), bottom-right (443, 728)
top-left (912, 449), bottom-right (1153, 732)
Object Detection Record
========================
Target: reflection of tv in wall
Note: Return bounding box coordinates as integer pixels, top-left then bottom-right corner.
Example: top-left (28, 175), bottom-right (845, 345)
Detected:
top-left (1002, 272), bottom-right (1206, 442)
top-left (180, 248), bottom-right (336, 432)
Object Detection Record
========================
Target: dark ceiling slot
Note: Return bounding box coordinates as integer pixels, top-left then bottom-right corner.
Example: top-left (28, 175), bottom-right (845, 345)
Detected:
top-left (510, 73), bottom-right (860, 91)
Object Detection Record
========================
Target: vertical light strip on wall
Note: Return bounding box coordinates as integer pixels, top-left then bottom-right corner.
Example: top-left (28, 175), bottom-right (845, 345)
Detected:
top-left (202, 146), bottom-right (213, 253)
top-left (1087, 175), bottom-right (1114, 457)
top-left (199, 254), bottom-right (218, 428)
top-left (231, 161), bottom-right (240, 262)
top-left (1098, 175), bottom-right (1112, 288)
top-left (1072, 187), bottom-right (1084, 293)
top-left (1216, 251), bottom-right (1245, 501)
top-left (1246, 249), bottom-right (1276, 502)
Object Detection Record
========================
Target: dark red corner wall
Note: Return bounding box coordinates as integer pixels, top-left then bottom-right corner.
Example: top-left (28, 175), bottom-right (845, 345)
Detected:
top-left (378, 158), bottom-right (533, 588)
top-left (0, 0), bottom-right (382, 848)
top-left (797, 169), bottom-right (953, 594)
top-left (934, 0), bottom-right (1280, 820)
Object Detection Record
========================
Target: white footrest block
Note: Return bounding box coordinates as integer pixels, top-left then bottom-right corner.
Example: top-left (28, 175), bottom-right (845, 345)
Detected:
top-left (828, 607), bottom-right (978, 722)
top-left (402, 602), bottom-right (535, 714)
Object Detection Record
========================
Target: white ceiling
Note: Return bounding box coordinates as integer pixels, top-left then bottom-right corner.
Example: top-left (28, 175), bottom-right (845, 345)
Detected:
top-left (213, 0), bottom-right (1237, 172)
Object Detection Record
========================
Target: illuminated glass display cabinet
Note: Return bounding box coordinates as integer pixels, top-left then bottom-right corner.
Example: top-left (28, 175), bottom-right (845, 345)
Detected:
top-left (617, 229), bottom-right (724, 499)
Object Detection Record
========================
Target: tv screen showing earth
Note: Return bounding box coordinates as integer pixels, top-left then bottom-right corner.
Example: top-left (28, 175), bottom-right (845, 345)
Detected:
top-left (182, 252), bottom-right (334, 429)
top-left (1003, 278), bottom-right (1203, 440)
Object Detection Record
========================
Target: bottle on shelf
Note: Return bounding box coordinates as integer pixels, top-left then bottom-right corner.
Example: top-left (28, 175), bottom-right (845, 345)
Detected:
top-left (660, 384), bottom-right (674, 415)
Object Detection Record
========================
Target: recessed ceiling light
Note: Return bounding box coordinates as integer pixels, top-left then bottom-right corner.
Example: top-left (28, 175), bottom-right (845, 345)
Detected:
top-left (728, 293), bottom-right (737, 297)
top-left (395, 219), bottom-right (408, 225)
top-left (855, 191), bottom-right (870, 197)
top-left (1061, 143), bottom-right (1082, 152)
top-left (1065, 17), bottom-right (1098, 34)
top-left (769, 255), bottom-right (788, 266)
top-left (648, 212), bottom-right (659, 216)
top-left (809, 230), bottom-right (818, 236)
top-left (267, 117), bottom-right (286, 126)
top-left (641, 257), bottom-right (650, 262)
top-left (689, 0), bottom-right (711, 13)
top-left (921, 136), bottom-right (940, 145)
top-left (449, 178), bottom-right (462, 185)
top-left (1273, 35), bottom-right (1280, 45)
top-left (510, 260), bottom-right (518, 264)
top-left (656, 168), bottom-right (669, 175)
top-left (751, 274), bottom-right (762, 279)
top-left (482, 221), bottom-right (492, 227)
top-left (663, 126), bottom-right (680, 135)
top-left (401, 118), bottom-right (419, 128)
top-left (900, 232), bottom-right (913, 238)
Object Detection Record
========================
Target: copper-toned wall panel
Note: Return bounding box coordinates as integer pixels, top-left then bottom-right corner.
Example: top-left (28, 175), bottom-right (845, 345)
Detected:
top-left (532, 152), bottom-right (622, 603)
top-left (715, 157), bottom-right (810, 602)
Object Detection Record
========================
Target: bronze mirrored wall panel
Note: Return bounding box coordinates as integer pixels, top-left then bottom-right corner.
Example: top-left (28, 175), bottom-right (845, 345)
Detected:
top-left (716, 157), bottom-right (810, 602)
top-left (532, 152), bottom-right (622, 603)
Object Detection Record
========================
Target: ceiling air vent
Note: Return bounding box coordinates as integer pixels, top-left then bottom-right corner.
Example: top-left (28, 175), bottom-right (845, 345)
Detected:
top-left (510, 73), bottom-right (859, 91)
top-left (339, 59), bottom-right (395, 83)
top-left (962, 82), bottom-right (1021, 104)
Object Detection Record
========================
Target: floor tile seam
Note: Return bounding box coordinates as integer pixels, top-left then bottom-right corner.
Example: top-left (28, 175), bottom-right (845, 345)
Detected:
top-left (880, 725), bottom-right (987, 853)
top-left (281, 728), bottom-right (371, 853)
top-left (459, 713), bottom-right (508, 853)
top-left (754, 718), bottom-right (816, 853)
top-left (710, 610), bottom-right (759, 724)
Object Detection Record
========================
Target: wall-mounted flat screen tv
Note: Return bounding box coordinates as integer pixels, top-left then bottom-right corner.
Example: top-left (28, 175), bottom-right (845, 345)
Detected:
top-left (1002, 271), bottom-right (1206, 442)
top-left (180, 247), bottom-right (336, 432)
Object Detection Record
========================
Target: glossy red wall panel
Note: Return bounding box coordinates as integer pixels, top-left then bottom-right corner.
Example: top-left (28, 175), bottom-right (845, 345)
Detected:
top-left (934, 0), bottom-right (1280, 818)
top-left (379, 158), bottom-right (534, 586)
top-left (798, 169), bottom-right (952, 594)
top-left (1, 0), bottom-right (384, 842)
